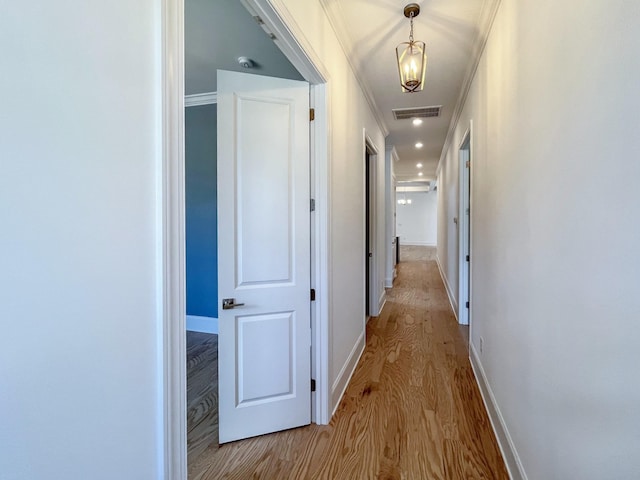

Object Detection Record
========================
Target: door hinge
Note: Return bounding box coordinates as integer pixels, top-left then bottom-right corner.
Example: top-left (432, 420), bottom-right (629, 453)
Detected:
top-left (466, 254), bottom-right (470, 262)
top-left (310, 288), bottom-right (316, 301)
top-left (466, 301), bottom-right (470, 309)
top-left (310, 108), bottom-right (315, 121)
top-left (310, 198), bottom-right (315, 212)
top-left (311, 379), bottom-right (316, 392)
top-left (466, 160), bottom-right (470, 168)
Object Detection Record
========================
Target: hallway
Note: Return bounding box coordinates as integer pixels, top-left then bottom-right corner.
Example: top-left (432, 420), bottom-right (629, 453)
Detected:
top-left (189, 246), bottom-right (508, 479)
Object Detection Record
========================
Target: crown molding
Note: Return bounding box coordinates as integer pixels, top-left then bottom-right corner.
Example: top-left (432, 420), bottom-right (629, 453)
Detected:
top-left (184, 91), bottom-right (217, 107)
top-left (436, 0), bottom-right (503, 175)
top-left (319, 0), bottom-right (389, 137)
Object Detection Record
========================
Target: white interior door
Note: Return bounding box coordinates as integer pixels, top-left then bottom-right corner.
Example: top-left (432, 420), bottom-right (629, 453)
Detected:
top-left (217, 70), bottom-right (311, 444)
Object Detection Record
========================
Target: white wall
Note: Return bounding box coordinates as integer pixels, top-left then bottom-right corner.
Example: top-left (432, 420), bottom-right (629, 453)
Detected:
top-left (396, 191), bottom-right (437, 246)
top-left (0, 2), bottom-right (160, 479)
top-left (437, 1), bottom-right (640, 478)
top-left (275, 0), bottom-right (387, 411)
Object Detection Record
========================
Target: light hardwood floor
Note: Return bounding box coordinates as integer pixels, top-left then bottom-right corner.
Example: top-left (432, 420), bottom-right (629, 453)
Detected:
top-left (189, 246), bottom-right (508, 479)
top-left (187, 331), bottom-right (218, 465)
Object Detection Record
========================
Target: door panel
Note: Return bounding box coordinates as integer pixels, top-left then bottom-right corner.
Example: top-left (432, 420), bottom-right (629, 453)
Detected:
top-left (237, 312), bottom-right (295, 404)
top-left (217, 70), bottom-right (311, 444)
top-left (236, 96), bottom-right (293, 286)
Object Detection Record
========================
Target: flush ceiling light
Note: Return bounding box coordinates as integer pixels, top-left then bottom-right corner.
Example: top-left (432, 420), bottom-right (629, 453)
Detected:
top-left (416, 162), bottom-right (423, 168)
top-left (412, 118), bottom-right (423, 126)
top-left (418, 172), bottom-right (424, 176)
top-left (415, 142), bottom-right (423, 148)
top-left (396, 3), bottom-right (427, 93)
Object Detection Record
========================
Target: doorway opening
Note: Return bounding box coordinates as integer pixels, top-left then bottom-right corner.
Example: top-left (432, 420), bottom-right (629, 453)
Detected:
top-left (364, 136), bottom-right (379, 318)
top-left (365, 149), bottom-right (371, 317)
top-left (163, 0), bottom-right (332, 478)
top-left (458, 125), bottom-right (472, 326)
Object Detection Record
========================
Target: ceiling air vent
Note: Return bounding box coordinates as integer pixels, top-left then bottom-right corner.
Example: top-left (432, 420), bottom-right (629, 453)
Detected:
top-left (392, 105), bottom-right (442, 120)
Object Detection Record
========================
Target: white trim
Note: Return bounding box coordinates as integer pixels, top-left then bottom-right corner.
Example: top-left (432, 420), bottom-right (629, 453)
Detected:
top-left (401, 241), bottom-right (436, 247)
top-left (384, 147), bottom-right (397, 291)
top-left (185, 91), bottom-right (217, 107)
top-left (458, 124), bottom-right (472, 327)
top-left (244, 0), bottom-right (329, 84)
top-left (436, 0), bottom-right (502, 176)
top-left (310, 83), bottom-right (331, 425)
top-left (470, 344), bottom-right (527, 480)
top-left (364, 131), bottom-right (380, 320)
top-left (186, 315), bottom-right (218, 334)
top-left (318, 0), bottom-right (388, 136)
top-left (377, 289), bottom-right (386, 317)
top-left (160, 0), bottom-right (186, 478)
top-left (242, 0), bottom-right (331, 426)
top-left (436, 254), bottom-right (458, 321)
top-left (331, 330), bottom-right (366, 415)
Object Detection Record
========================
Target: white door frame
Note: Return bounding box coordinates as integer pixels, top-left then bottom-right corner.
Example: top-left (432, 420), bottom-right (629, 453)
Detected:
top-left (457, 122), bottom-right (473, 327)
top-left (160, 0), bottom-right (331, 477)
top-left (364, 132), bottom-right (380, 317)
top-left (383, 146), bottom-right (397, 288)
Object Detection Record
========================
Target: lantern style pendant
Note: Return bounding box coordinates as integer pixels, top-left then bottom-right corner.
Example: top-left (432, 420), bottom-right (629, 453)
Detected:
top-left (396, 3), bottom-right (427, 93)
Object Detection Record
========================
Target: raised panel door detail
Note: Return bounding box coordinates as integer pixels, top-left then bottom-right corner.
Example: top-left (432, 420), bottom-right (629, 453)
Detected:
top-left (236, 312), bottom-right (295, 406)
top-left (236, 95), bottom-right (294, 287)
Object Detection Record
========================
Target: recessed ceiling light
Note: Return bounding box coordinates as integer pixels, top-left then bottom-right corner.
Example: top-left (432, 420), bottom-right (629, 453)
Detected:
top-left (412, 118), bottom-right (423, 126)
top-left (418, 172), bottom-right (424, 176)
top-left (415, 142), bottom-right (423, 148)
top-left (416, 163), bottom-right (423, 168)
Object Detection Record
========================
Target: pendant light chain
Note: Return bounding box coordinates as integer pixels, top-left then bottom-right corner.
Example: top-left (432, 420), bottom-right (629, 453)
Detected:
top-left (409, 13), bottom-right (415, 43)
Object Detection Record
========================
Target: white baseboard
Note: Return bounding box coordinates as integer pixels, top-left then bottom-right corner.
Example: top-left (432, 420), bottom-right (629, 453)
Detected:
top-left (435, 255), bottom-right (458, 320)
top-left (186, 315), bottom-right (218, 334)
top-left (470, 344), bottom-right (527, 480)
top-left (331, 330), bottom-right (366, 416)
top-left (385, 268), bottom-right (397, 288)
top-left (377, 289), bottom-right (386, 316)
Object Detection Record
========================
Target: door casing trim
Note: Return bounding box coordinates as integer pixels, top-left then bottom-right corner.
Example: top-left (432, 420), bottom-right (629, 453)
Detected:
top-left (458, 121), bottom-right (473, 327)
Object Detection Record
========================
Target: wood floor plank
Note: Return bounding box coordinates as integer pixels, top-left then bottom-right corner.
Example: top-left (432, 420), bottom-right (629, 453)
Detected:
top-left (189, 246), bottom-right (508, 479)
top-left (186, 331), bottom-right (219, 472)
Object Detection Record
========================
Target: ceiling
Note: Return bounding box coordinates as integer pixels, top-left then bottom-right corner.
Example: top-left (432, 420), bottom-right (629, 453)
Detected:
top-left (185, 0), bottom-right (302, 95)
top-left (320, 0), bottom-right (487, 183)
top-left (186, 0), bottom-right (490, 184)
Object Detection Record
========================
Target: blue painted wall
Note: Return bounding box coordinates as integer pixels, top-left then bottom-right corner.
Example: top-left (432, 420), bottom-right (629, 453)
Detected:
top-left (185, 104), bottom-right (218, 318)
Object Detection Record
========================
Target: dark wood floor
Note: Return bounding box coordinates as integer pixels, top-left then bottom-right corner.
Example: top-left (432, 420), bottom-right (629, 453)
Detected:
top-left (188, 246), bottom-right (508, 479)
top-left (187, 331), bottom-right (218, 468)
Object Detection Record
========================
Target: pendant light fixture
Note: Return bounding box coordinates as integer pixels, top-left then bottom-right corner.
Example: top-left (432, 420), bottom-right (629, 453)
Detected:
top-left (396, 3), bottom-right (427, 93)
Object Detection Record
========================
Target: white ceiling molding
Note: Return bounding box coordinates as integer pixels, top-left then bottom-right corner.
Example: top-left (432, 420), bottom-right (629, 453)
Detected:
top-left (319, 0), bottom-right (389, 137)
top-left (436, 0), bottom-right (503, 176)
top-left (185, 91), bottom-right (217, 107)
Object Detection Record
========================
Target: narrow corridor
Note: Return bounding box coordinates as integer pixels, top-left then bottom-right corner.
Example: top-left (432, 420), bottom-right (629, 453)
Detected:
top-left (191, 246), bottom-right (507, 479)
